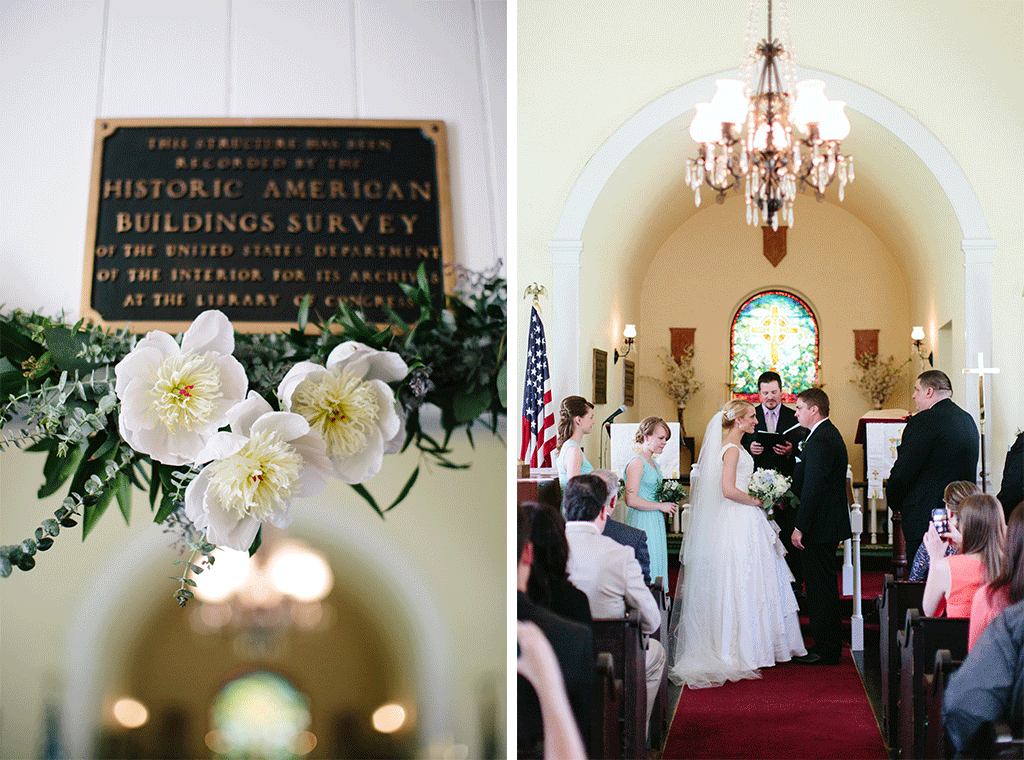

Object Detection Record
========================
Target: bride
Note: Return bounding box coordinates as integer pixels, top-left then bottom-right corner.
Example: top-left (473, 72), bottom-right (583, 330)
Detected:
top-left (669, 399), bottom-right (806, 688)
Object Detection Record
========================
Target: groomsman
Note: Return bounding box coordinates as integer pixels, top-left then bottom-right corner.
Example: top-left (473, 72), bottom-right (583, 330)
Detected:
top-left (886, 370), bottom-right (979, 565)
top-left (743, 371), bottom-right (808, 591)
top-left (791, 388), bottom-right (851, 665)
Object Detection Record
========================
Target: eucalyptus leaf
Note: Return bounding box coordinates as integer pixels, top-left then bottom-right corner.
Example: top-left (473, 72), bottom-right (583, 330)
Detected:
top-left (38, 442), bottom-right (86, 499)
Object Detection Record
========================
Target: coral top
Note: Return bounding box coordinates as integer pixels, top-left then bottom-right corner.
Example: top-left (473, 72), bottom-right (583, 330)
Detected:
top-left (969, 583), bottom-right (1010, 651)
top-left (941, 554), bottom-right (986, 618)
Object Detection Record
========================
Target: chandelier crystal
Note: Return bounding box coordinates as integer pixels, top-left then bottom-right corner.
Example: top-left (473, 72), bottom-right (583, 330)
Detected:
top-left (685, 0), bottom-right (854, 229)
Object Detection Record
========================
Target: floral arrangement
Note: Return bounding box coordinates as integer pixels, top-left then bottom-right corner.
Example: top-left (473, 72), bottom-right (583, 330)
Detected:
top-left (0, 264), bottom-right (506, 604)
top-left (655, 479), bottom-right (687, 505)
top-left (748, 468), bottom-right (795, 519)
top-left (643, 347), bottom-right (703, 408)
top-left (850, 352), bottom-right (909, 408)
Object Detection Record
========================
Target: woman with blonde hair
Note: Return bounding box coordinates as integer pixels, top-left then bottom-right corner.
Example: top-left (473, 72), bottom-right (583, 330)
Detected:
top-left (908, 480), bottom-right (981, 581)
top-left (670, 399), bottom-right (806, 688)
top-left (922, 493), bottom-right (1005, 618)
top-left (555, 396), bottom-right (594, 488)
top-left (623, 416), bottom-right (678, 590)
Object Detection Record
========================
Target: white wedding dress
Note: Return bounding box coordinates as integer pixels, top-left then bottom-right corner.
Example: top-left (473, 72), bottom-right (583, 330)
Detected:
top-left (669, 423), bottom-right (806, 689)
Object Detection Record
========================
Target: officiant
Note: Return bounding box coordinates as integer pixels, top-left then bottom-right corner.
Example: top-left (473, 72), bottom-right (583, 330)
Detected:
top-left (742, 371), bottom-right (809, 594)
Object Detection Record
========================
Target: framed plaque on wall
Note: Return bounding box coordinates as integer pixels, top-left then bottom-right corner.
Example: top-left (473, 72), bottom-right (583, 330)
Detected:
top-left (593, 349), bottom-right (608, 404)
top-left (623, 359), bottom-right (635, 406)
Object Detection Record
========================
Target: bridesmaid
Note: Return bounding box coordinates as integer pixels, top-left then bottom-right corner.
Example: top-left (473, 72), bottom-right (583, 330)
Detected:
top-left (624, 416), bottom-right (678, 589)
top-left (555, 396), bottom-right (595, 488)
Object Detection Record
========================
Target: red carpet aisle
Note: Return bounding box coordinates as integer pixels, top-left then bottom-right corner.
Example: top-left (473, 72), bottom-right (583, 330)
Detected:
top-left (661, 649), bottom-right (887, 759)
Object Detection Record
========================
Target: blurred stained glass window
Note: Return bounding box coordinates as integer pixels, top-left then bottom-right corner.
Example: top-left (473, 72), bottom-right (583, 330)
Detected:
top-left (208, 670), bottom-right (313, 759)
top-left (731, 290), bottom-right (819, 399)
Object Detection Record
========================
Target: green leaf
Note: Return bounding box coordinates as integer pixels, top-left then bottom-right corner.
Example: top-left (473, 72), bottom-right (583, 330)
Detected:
top-left (36, 537), bottom-right (54, 551)
top-left (297, 293), bottom-right (312, 330)
top-left (496, 362), bottom-right (507, 408)
top-left (385, 466), bottom-right (419, 512)
top-left (154, 494), bottom-right (178, 524)
top-left (42, 325), bottom-right (106, 373)
top-left (0, 319), bottom-right (45, 364)
top-left (452, 389), bottom-right (492, 424)
top-left (248, 526), bottom-right (262, 557)
top-left (38, 442), bottom-right (86, 499)
top-left (149, 461), bottom-right (162, 511)
top-left (41, 519), bottom-right (60, 536)
top-left (81, 486), bottom-right (115, 540)
top-left (349, 483), bottom-right (384, 518)
top-left (115, 471), bottom-right (131, 525)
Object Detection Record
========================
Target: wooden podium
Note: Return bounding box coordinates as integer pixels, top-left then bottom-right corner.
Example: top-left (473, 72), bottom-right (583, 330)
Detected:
top-left (854, 410), bottom-right (909, 576)
top-left (516, 467), bottom-right (561, 508)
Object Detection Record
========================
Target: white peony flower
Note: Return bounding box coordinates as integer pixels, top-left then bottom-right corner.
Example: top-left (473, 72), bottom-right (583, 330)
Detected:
top-left (277, 341), bottom-right (407, 483)
top-left (114, 310), bottom-right (248, 465)
top-left (185, 392), bottom-right (333, 551)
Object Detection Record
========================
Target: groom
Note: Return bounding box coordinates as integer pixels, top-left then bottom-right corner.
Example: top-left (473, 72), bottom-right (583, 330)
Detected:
top-left (791, 388), bottom-right (851, 665)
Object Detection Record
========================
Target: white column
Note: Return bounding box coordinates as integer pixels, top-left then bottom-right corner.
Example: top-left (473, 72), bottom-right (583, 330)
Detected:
top-left (549, 239), bottom-right (583, 405)
top-left (962, 238), bottom-right (996, 485)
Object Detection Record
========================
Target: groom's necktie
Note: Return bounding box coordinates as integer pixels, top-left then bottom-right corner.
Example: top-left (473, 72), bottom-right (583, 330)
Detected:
top-left (767, 408), bottom-right (777, 433)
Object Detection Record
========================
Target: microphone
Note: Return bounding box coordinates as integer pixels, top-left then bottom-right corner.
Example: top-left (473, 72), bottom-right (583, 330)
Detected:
top-left (602, 405), bottom-right (628, 427)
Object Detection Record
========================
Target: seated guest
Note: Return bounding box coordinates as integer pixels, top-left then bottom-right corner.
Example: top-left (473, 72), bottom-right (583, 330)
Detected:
top-left (555, 396), bottom-right (595, 487)
top-left (922, 493), bottom-right (1005, 618)
top-left (563, 473), bottom-right (665, 733)
top-left (997, 431), bottom-right (1024, 519)
top-left (517, 621), bottom-right (586, 760)
top-left (908, 480), bottom-right (980, 581)
top-left (970, 502), bottom-right (1024, 650)
top-left (593, 468), bottom-right (652, 586)
top-left (523, 501), bottom-right (592, 626)
top-left (517, 505), bottom-right (594, 758)
top-left (943, 599), bottom-right (1024, 755)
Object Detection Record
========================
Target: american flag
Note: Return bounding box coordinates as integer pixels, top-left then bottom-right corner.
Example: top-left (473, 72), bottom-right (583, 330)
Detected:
top-left (520, 305), bottom-right (556, 467)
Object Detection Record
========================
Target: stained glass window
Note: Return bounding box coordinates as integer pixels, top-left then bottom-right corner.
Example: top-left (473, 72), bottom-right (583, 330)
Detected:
top-left (731, 290), bottom-right (819, 400)
top-left (207, 670), bottom-right (313, 759)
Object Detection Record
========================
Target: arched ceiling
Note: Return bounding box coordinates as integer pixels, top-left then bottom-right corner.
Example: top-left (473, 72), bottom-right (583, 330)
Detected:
top-left (580, 100), bottom-right (962, 295)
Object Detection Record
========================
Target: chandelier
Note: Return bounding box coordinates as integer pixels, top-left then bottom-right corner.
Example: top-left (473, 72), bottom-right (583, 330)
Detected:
top-left (685, 0), bottom-right (854, 229)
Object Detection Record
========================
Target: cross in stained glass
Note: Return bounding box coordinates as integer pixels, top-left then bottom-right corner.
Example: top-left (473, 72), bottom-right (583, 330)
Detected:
top-left (747, 306), bottom-right (799, 369)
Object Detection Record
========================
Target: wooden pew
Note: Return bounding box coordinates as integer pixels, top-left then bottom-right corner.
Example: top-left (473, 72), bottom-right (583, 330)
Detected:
top-left (924, 649), bottom-right (961, 760)
top-left (897, 610), bottom-right (969, 759)
top-left (592, 611), bottom-right (646, 760)
top-left (592, 653), bottom-right (622, 760)
top-left (878, 574), bottom-right (926, 750)
top-left (647, 579), bottom-right (670, 749)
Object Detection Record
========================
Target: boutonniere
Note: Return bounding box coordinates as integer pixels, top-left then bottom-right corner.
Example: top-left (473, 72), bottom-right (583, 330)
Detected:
top-left (798, 439), bottom-right (806, 452)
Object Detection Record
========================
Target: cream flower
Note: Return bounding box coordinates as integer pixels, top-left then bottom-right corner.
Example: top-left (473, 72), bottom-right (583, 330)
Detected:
top-left (277, 341), bottom-right (407, 483)
top-left (184, 392), bottom-right (332, 551)
top-left (114, 310), bottom-right (248, 465)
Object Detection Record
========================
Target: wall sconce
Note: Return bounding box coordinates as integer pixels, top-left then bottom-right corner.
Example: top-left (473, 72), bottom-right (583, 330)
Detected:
top-left (614, 324), bottom-right (636, 364)
top-left (911, 326), bottom-right (933, 366)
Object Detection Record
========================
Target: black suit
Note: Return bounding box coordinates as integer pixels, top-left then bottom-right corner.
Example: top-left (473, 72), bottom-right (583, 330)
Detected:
top-left (517, 591), bottom-right (594, 757)
top-left (792, 418), bottom-right (851, 662)
top-left (886, 398), bottom-right (979, 563)
top-left (997, 432), bottom-right (1024, 519)
top-left (742, 403), bottom-right (808, 588)
top-left (603, 517), bottom-right (652, 586)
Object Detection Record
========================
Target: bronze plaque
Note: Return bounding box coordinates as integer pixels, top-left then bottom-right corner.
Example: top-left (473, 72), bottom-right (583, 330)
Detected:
top-left (81, 118), bottom-right (454, 333)
top-left (593, 348), bottom-right (608, 404)
top-left (623, 359), bottom-right (635, 406)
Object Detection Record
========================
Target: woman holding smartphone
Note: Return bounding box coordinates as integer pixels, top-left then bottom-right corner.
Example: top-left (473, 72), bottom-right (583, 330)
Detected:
top-left (908, 481), bottom-right (980, 581)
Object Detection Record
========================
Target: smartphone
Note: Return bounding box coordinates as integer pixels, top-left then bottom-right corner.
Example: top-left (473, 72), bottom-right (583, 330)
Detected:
top-left (931, 507), bottom-right (949, 535)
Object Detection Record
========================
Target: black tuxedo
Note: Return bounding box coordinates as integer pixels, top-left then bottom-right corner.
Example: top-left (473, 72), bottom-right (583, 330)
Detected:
top-left (886, 398), bottom-right (979, 561)
top-left (997, 432), bottom-right (1024, 519)
top-left (741, 403), bottom-right (807, 477)
top-left (517, 591), bottom-right (594, 757)
top-left (603, 517), bottom-right (652, 586)
top-left (743, 403), bottom-right (808, 587)
top-left (792, 418), bottom-right (851, 661)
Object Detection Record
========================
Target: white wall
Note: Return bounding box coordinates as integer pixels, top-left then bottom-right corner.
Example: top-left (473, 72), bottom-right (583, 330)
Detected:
top-left (0, 2), bottom-right (506, 758)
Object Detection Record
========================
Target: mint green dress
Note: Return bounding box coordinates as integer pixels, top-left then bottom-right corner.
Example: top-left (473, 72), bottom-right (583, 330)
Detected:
top-left (556, 439), bottom-right (593, 488)
top-left (624, 454), bottom-right (667, 589)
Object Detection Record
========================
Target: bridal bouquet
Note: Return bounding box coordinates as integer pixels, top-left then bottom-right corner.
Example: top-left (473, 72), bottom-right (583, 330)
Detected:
top-left (655, 479), bottom-right (687, 505)
top-left (748, 468), bottom-right (793, 519)
top-left (0, 263), bottom-right (506, 604)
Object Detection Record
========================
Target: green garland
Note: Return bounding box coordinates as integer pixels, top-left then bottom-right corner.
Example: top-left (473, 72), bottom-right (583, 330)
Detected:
top-left (0, 263), bottom-right (506, 600)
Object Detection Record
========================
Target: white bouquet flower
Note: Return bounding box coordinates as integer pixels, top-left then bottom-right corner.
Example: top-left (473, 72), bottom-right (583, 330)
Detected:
top-left (747, 468), bottom-right (792, 519)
